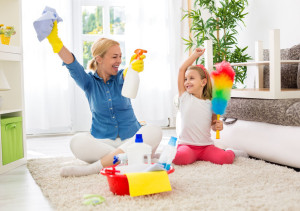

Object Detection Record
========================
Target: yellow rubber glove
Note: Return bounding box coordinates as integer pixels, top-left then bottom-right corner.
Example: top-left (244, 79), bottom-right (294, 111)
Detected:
top-left (123, 54), bottom-right (146, 77)
top-left (47, 21), bottom-right (63, 53)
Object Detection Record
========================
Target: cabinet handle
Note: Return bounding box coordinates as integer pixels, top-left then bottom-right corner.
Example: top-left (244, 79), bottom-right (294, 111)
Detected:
top-left (6, 123), bottom-right (17, 130)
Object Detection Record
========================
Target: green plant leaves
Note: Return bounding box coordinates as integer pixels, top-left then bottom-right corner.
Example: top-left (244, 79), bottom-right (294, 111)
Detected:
top-left (183, 0), bottom-right (252, 86)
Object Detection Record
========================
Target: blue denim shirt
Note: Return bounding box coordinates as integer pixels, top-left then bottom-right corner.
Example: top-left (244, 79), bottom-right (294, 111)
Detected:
top-left (63, 55), bottom-right (141, 140)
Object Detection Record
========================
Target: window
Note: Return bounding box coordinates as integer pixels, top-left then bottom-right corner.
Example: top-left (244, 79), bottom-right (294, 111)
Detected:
top-left (74, 0), bottom-right (126, 70)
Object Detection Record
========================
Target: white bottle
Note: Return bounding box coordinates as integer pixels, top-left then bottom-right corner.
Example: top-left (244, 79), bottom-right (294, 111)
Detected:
top-left (158, 136), bottom-right (178, 170)
top-left (122, 64), bottom-right (139, 99)
top-left (122, 49), bottom-right (147, 99)
top-left (126, 134), bottom-right (152, 165)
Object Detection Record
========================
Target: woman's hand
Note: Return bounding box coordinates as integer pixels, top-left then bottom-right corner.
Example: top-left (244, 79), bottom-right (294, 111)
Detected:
top-left (123, 54), bottom-right (146, 77)
top-left (131, 54), bottom-right (146, 73)
top-left (131, 55), bottom-right (145, 73)
top-left (47, 20), bottom-right (63, 53)
top-left (212, 119), bottom-right (223, 131)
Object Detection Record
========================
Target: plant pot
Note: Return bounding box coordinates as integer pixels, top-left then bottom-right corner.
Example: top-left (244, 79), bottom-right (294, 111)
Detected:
top-left (1, 36), bottom-right (10, 45)
top-left (0, 34), bottom-right (3, 43)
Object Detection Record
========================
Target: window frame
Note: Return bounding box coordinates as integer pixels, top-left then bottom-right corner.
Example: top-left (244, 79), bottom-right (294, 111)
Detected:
top-left (73, 0), bottom-right (127, 70)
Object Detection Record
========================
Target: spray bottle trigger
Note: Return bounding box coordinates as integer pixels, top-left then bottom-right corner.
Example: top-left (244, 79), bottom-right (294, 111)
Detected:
top-left (134, 49), bottom-right (147, 60)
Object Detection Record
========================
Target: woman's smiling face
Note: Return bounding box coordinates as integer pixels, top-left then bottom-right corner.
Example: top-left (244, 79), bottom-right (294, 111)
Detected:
top-left (98, 44), bottom-right (122, 76)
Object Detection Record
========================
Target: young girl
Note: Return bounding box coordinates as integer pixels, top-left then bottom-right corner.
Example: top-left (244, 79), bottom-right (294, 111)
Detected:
top-left (173, 48), bottom-right (248, 166)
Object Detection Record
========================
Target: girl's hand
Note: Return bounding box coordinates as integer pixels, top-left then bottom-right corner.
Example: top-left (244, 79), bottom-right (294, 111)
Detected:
top-left (192, 48), bottom-right (205, 58)
top-left (212, 119), bottom-right (223, 131)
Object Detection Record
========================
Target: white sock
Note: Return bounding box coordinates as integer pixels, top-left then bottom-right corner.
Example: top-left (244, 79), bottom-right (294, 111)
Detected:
top-left (60, 160), bottom-right (103, 177)
top-left (226, 148), bottom-right (249, 158)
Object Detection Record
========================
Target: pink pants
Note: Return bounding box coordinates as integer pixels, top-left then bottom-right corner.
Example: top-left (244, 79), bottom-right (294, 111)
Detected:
top-left (173, 144), bottom-right (235, 165)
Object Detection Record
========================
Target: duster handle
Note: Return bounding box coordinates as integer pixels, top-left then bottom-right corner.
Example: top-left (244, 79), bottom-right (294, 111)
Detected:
top-left (216, 114), bottom-right (220, 139)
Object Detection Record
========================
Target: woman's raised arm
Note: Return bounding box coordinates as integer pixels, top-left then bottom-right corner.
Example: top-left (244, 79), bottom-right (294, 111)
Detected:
top-left (58, 46), bottom-right (74, 64)
top-left (47, 21), bottom-right (74, 64)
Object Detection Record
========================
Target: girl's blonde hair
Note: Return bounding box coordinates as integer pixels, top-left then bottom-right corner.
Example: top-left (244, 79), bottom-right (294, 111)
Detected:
top-left (188, 65), bottom-right (212, 100)
top-left (87, 38), bottom-right (120, 71)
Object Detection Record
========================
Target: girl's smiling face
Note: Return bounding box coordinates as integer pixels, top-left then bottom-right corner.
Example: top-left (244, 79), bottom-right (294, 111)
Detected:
top-left (184, 69), bottom-right (206, 98)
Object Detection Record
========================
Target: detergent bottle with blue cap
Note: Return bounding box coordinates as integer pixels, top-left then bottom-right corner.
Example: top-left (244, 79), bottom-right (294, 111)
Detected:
top-left (126, 134), bottom-right (152, 165)
top-left (158, 136), bottom-right (177, 170)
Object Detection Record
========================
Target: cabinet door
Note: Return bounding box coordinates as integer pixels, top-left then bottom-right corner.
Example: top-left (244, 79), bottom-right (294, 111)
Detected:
top-left (1, 121), bottom-right (24, 165)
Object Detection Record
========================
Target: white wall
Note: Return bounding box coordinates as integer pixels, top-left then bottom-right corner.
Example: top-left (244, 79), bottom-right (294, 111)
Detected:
top-left (237, 0), bottom-right (300, 58)
top-left (234, 0), bottom-right (300, 87)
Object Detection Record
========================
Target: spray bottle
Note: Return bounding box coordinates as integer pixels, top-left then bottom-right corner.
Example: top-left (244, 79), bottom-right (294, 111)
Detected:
top-left (126, 134), bottom-right (152, 165)
top-left (158, 136), bottom-right (177, 170)
top-left (122, 49), bottom-right (147, 99)
top-left (113, 153), bottom-right (128, 166)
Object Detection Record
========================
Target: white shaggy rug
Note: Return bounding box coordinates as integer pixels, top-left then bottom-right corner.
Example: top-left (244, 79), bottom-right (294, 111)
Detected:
top-left (27, 157), bottom-right (300, 211)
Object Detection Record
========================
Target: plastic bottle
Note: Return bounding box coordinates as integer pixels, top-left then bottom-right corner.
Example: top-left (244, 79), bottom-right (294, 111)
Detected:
top-left (113, 153), bottom-right (128, 166)
top-left (158, 136), bottom-right (178, 170)
top-left (126, 134), bottom-right (152, 165)
top-left (121, 49), bottom-right (147, 99)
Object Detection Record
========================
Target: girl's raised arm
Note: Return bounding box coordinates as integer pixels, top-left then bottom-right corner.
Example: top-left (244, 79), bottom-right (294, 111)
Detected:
top-left (178, 48), bottom-right (205, 96)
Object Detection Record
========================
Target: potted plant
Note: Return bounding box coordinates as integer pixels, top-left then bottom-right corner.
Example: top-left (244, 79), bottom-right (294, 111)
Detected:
top-left (0, 24), bottom-right (4, 42)
top-left (183, 0), bottom-right (252, 87)
top-left (1, 26), bottom-right (16, 45)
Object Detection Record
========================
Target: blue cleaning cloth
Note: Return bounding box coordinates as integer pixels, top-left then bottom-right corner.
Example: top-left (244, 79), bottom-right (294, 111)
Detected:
top-left (33, 6), bottom-right (63, 42)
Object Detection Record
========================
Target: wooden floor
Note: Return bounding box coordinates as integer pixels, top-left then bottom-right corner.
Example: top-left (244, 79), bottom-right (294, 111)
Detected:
top-left (0, 129), bottom-right (176, 210)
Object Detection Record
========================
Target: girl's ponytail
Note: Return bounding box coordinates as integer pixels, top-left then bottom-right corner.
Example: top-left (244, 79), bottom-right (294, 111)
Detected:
top-left (202, 70), bottom-right (212, 100)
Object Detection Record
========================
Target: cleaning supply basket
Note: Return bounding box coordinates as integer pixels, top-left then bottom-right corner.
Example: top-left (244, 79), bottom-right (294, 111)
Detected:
top-left (100, 165), bottom-right (175, 195)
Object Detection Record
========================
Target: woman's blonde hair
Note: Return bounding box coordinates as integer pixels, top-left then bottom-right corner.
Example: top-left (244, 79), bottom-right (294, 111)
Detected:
top-left (87, 38), bottom-right (120, 71)
top-left (188, 65), bottom-right (213, 100)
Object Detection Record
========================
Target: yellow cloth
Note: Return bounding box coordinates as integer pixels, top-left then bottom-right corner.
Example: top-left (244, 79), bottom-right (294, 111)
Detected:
top-left (47, 20), bottom-right (63, 53)
top-left (125, 171), bottom-right (172, 197)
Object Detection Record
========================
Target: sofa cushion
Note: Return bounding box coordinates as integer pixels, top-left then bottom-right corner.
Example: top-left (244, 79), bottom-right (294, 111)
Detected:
top-left (298, 64), bottom-right (300, 88)
top-left (289, 44), bottom-right (300, 89)
top-left (263, 44), bottom-right (300, 88)
top-left (223, 98), bottom-right (300, 126)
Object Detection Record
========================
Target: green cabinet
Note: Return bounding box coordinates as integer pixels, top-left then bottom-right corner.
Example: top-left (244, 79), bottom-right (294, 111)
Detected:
top-left (1, 116), bottom-right (24, 165)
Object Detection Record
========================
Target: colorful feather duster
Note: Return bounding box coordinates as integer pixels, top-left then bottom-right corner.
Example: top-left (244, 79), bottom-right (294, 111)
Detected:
top-left (211, 61), bottom-right (235, 139)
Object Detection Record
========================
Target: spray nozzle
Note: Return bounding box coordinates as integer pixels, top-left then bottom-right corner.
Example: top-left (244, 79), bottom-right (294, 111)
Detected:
top-left (113, 153), bottom-right (128, 165)
top-left (134, 49), bottom-right (147, 60)
top-left (113, 156), bottom-right (119, 164)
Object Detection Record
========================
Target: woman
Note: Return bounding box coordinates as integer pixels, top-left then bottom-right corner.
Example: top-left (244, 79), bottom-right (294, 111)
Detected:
top-left (45, 21), bottom-right (162, 177)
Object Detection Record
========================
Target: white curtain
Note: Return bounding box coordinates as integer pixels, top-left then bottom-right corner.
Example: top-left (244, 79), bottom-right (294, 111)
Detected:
top-left (125, 0), bottom-right (186, 126)
top-left (22, 0), bottom-right (73, 134)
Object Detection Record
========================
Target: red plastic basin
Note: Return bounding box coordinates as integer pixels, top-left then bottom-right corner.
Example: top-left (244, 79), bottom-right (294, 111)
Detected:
top-left (100, 164), bottom-right (175, 195)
